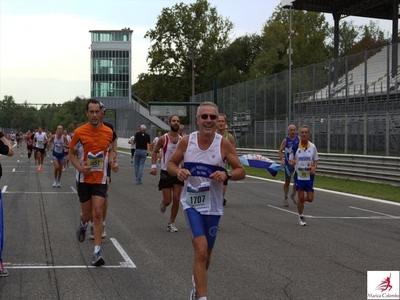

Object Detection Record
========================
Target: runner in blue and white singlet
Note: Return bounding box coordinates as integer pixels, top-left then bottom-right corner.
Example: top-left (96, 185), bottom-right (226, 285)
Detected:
top-left (289, 125), bottom-right (318, 226)
top-left (48, 125), bottom-right (68, 188)
top-left (279, 124), bottom-right (299, 207)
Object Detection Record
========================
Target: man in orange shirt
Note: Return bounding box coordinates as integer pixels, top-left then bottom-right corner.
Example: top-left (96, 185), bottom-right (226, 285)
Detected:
top-left (68, 99), bottom-right (119, 266)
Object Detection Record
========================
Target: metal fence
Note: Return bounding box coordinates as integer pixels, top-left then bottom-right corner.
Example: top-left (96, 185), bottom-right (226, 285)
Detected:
top-left (193, 43), bottom-right (400, 156)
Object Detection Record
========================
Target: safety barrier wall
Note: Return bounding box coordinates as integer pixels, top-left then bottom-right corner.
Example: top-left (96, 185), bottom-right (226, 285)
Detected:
top-left (118, 138), bottom-right (400, 185)
top-left (236, 148), bottom-right (400, 186)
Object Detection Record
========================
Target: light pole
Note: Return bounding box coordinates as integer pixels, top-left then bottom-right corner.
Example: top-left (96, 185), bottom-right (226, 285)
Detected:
top-left (191, 46), bottom-right (195, 101)
top-left (288, 3), bottom-right (293, 124)
top-left (190, 44), bottom-right (197, 132)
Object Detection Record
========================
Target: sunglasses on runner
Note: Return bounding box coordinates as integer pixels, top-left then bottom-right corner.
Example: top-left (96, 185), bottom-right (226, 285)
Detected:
top-left (200, 114), bottom-right (217, 120)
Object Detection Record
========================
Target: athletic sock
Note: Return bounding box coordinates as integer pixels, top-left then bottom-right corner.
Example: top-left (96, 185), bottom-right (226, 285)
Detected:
top-left (94, 246), bottom-right (101, 253)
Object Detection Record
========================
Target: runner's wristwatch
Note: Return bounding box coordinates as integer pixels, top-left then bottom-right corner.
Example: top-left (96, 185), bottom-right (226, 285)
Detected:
top-left (225, 169), bottom-right (232, 180)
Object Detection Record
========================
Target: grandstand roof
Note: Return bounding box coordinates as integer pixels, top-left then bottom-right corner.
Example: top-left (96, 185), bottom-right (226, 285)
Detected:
top-left (288, 0), bottom-right (399, 21)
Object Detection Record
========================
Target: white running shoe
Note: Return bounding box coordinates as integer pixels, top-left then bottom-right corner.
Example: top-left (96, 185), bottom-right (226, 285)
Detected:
top-left (298, 216), bottom-right (307, 226)
top-left (52, 180), bottom-right (57, 188)
top-left (57, 182), bottom-right (61, 188)
top-left (167, 222), bottom-right (178, 232)
top-left (190, 275), bottom-right (198, 300)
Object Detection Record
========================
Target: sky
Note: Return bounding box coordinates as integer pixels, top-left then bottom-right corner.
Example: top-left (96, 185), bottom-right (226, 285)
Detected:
top-left (0, 0), bottom-right (395, 105)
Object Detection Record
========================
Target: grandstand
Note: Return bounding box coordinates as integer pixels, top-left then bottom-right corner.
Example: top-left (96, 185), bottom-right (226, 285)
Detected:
top-left (308, 44), bottom-right (400, 101)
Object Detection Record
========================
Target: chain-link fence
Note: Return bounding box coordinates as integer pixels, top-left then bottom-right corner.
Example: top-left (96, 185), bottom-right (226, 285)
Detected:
top-left (193, 43), bottom-right (400, 155)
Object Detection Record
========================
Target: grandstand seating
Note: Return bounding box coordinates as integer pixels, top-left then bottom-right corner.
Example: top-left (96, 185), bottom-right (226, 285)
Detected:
top-left (310, 44), bottom-right (400, 101)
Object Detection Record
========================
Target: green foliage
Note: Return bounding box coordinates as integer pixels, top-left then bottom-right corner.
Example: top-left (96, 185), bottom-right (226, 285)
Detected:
top-left (0, 95), bottom-right (89, 133)
top-left (250, 7), bottom-right (331, 79)
top-left (137, 0), bottom-right (233, 103)
top-left (206, 34), bottom-right (264, 88)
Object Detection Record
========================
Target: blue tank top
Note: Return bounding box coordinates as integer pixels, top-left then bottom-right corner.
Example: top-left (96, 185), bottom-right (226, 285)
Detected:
top-left (284, 136), bottom-right (299, 164)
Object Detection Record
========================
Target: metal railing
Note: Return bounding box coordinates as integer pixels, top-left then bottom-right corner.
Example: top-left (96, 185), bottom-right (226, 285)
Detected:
top-left (236, 148), bottom-right (400, 186)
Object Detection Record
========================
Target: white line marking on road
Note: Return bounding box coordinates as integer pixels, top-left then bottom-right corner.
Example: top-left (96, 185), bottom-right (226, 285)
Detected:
top-left (111, 238), bottom-right (137, 268)
top-left (267, 205), bottom-right (299, 215)
top-left (70, 186), bottom-right (78, 193)
top-left (6, 264), bottom-right (131, 269)
top-left (13, 168), bottom-right (16, 172)
top-left (349, 206), bottom-right (399, 218)
top-left (5, 238), bottom-right (137, 270)
top-left (268, 205), bottom-right (400, 219)
top-left (2, 191), bottom-right (76, 194)
top-left (246, 175), bottom-right (400, 206)
top-left (2, 186), bottom-right (8, 193)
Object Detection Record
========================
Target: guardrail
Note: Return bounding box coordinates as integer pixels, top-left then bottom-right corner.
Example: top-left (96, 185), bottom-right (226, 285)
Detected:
top-left (236, 148), bottom-right (400, 186)
top-left (117, 138), bottom-right (400, 186)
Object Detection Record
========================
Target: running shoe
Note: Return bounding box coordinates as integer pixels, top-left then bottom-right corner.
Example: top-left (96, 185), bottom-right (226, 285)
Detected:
top-left (89, 225), bottom-right (94, 240)
top-left (52, 180), bottom-right (57, 188)
top-left (0, 262), bottom-right (9, 277)
top-left (284, 198), bottom-right (289, 207)
top-left (291, 193), bottom-right (298, 205)
top-left (160, 201), bottom-right (166, 213)
top-left (92, 250), bottom-right (105, 267)
top-left (38, 165), bottom-right (43, 172)
top-left (102, 224), bottom-right (107, 239)
top-left (76, 221), bottom-right (88, 242)
top-left (189, 288), bottom-right (198, 300)
top-left (190, 275), bottom-right (198, 300)
top-left (62, 167), bottom-right (66, 172)
top-left (298, 216), bottom-right (307, 226)
top-left (28, 158), bottom-right (30, 162)
top-left (167, 222), bottom-right (178, 232)
top-left (223, 198), bottom-right (227, 206)
top-left (57, 182), bottom-right (61, 188)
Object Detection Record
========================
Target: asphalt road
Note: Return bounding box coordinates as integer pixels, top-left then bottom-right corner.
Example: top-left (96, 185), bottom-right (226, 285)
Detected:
top-left (0, 147), bottom-right (399, 300)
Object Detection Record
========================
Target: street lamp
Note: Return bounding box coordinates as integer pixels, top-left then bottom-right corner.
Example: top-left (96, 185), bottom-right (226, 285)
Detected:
top-left (288, 3), bottom-right (293, 124)
top-left (282, 0), bottom-right (294, 124)
top-left (189, 44), bottom-right (197, 132)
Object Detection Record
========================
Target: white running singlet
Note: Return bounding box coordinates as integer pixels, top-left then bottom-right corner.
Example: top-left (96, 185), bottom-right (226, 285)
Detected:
top-left (161, 133), bottom-right (182, 171)
top-left (180, 132), bottom-right (225, 215)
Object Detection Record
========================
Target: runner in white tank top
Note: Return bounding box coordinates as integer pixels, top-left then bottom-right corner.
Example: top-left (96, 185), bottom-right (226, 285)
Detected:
top-left (150, 115), bottom-right (183, 232)
top-left (166, 102), bottom-right (245, 300)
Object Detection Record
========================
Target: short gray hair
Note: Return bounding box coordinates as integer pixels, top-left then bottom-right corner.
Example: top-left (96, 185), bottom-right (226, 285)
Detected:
top-left (140, 124), bottom-right (146, 130)
top-left (196, 102), bottom-right (218, 118)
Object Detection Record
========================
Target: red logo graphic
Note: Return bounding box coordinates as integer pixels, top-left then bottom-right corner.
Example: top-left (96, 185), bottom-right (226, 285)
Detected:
top-left (376, 273), bottom-right (393, 292)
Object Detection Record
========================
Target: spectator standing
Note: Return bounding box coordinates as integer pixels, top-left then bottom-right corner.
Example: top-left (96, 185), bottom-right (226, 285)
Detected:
top-left (134, 125), bottom-right (151, 185)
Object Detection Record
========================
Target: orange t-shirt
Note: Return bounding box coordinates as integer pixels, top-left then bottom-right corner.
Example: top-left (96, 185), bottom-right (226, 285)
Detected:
top-left (70, 123), bottom-right (113, 184)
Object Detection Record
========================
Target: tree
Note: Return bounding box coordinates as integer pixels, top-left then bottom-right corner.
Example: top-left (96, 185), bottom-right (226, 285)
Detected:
top-left (327, 20), bottom-right (359, 57)
top-left (250, 6), bottom-right (331, 78)
top-left (205, 34), bottom-right (264, 88)
top-left (139, 0), bottom-right (234, 103)
top-left (348, 21), bottom-right (390, 55)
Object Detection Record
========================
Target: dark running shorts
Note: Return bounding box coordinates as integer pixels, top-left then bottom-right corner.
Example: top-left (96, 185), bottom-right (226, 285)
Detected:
top-left (158, 170), bottom-right (183, 191)
top-left (77, 182), bottom-right (108, 203)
